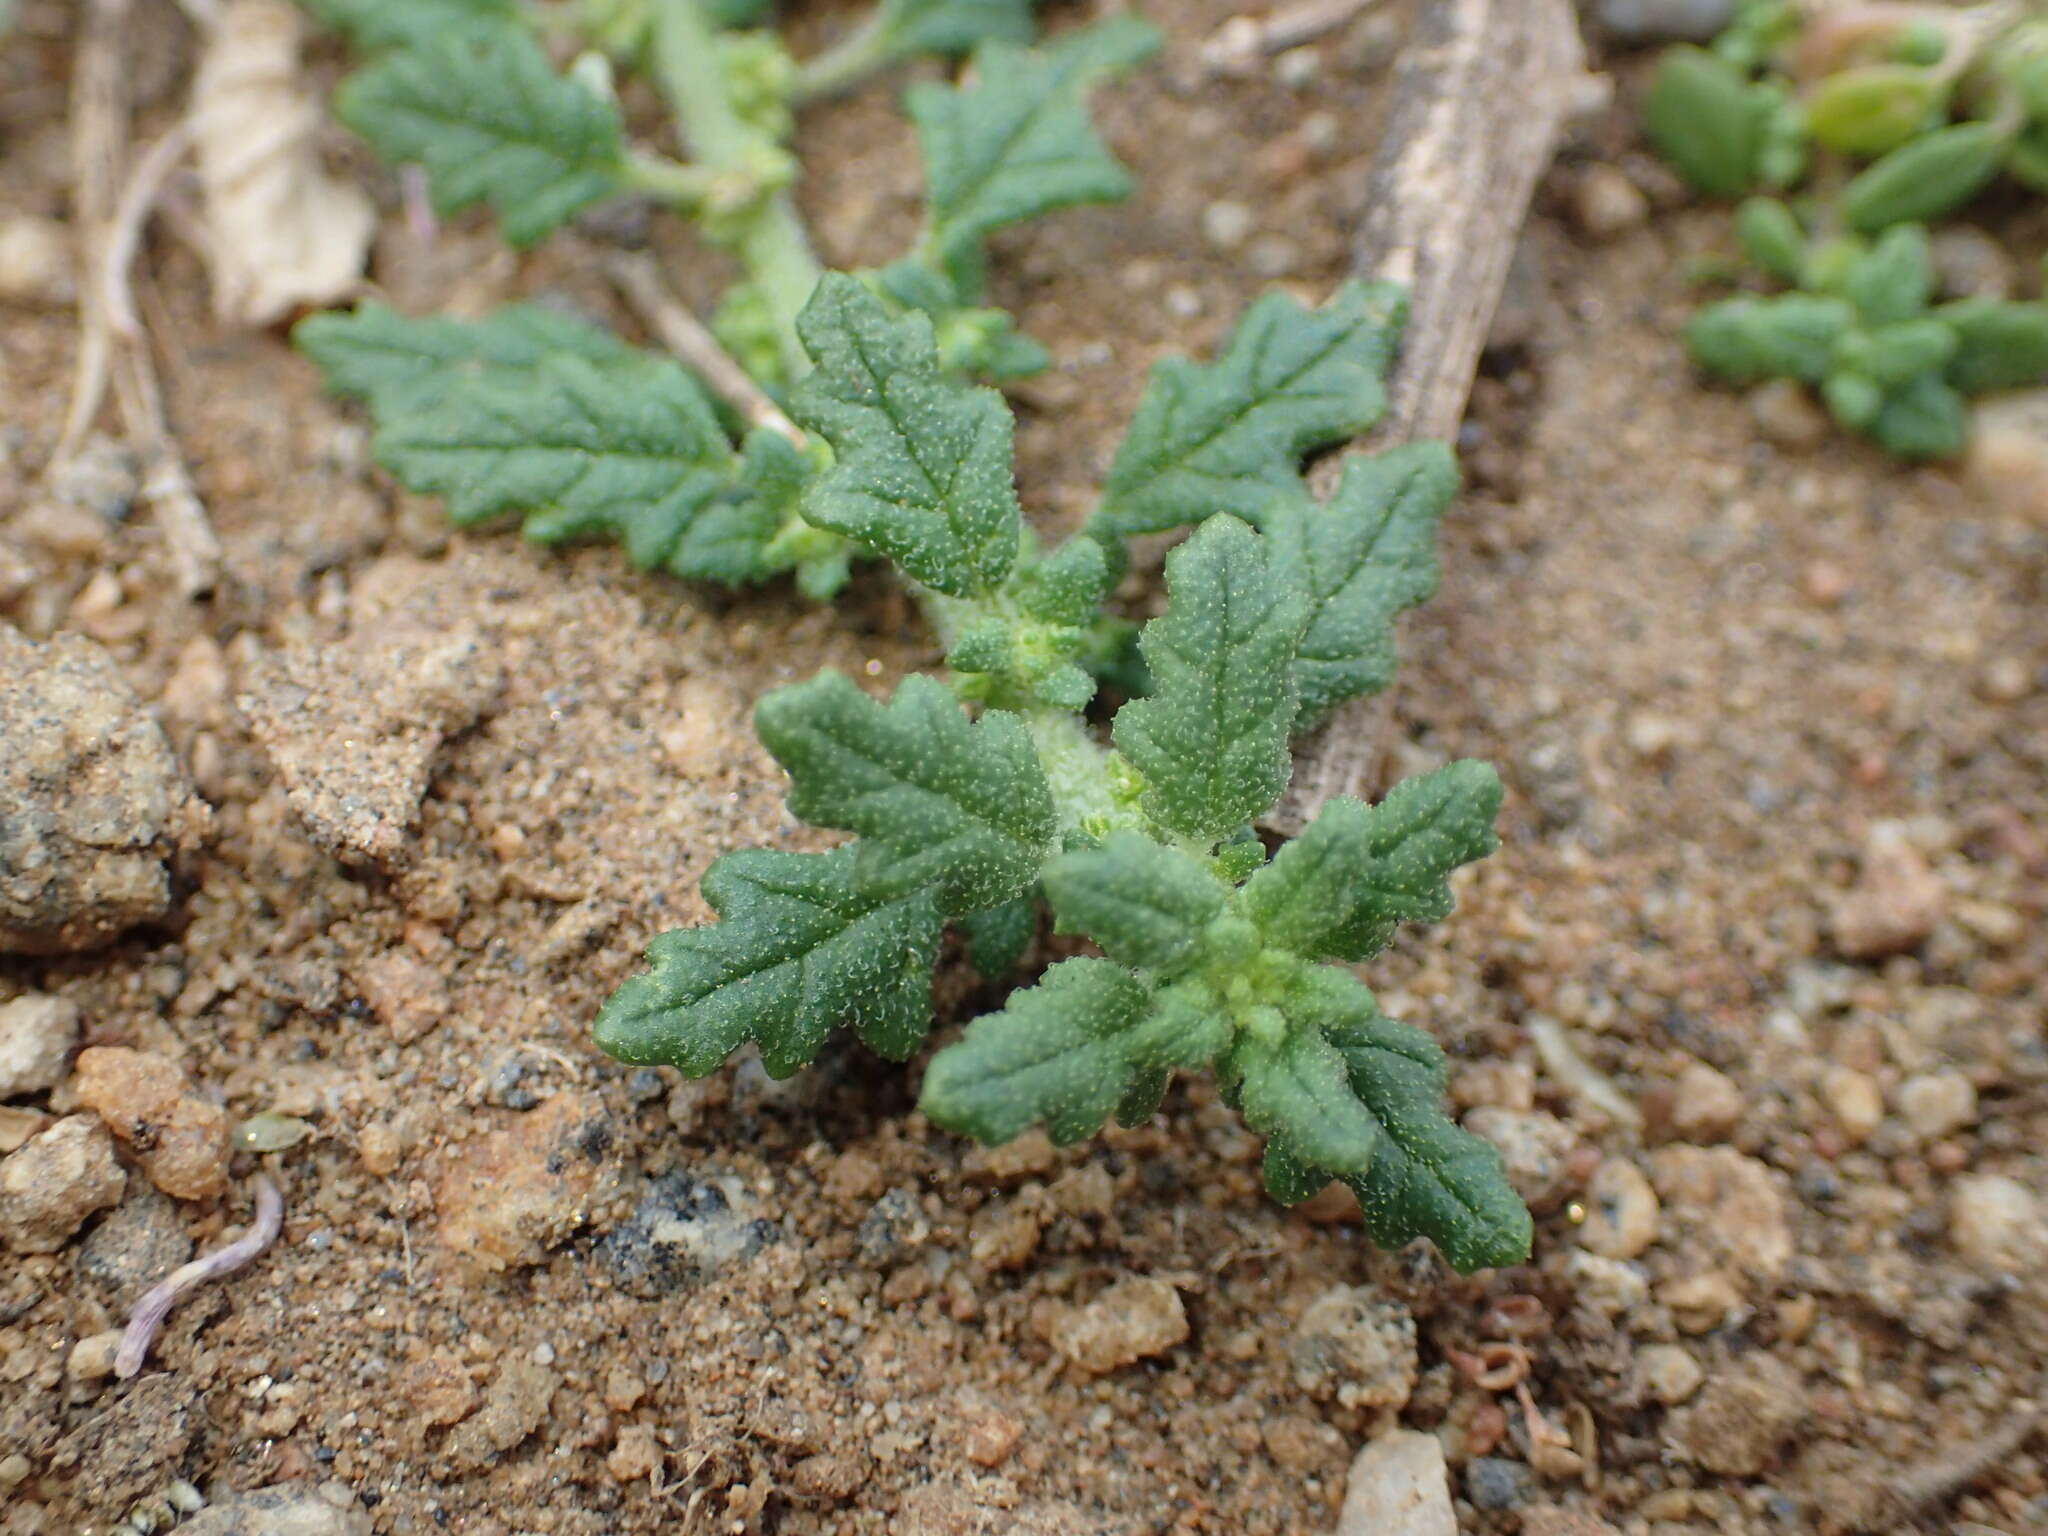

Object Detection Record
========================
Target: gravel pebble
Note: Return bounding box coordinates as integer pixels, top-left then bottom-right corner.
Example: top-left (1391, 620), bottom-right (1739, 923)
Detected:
top-left (238, 600), bottom-right (504, 866)
top-left (1634, 1343), bottom-right (1705, 1404)
top-left (1949, 1174), bottom-right (2044, 1273)
top-left (67, 1329), bottom-right (123, 1382)
top-left (1050, 1276), bottom-right (1188, 1374)
top-left (177, 1480), bottom-right (372, 1536)
top-left (1465, 1107), bottom-right (1580, 1213)
top-left (1663, 1352), bottom-right (1806, 1475)
top-left (1819, 1065), bottom-right (1884, 1145)
top-left (1465, 1456), bottom-right (1536, 1511)
top-left (1335, 1429), bottom-right (1455, 1536)
top-left (1576, 1157), bottom-right (1660, 1259)
top-left (1747, 379), bottom-right (1829, 450)
top-left (1668, 1061), bottom-right (1743, 1144)
top-left (446, 1359), bottom-right (557, 1469)
top-left (437, 1092), bottom-right (622, 1273)
top-left (0, 1114), bottom-right (125, 1252)
top-left (1831, 822), bottom-right (1948, 961)
top-left (1651, 1145), bottom-right (1794, 1285)
top-left (0, 215), bottom-right (75, 305)
top-left (1930, 226), bottom-right (2015, 300)
top-left (77, 1184), bottom-right (194, 1308)
top-left (0, 993), bottom-right (79, 1098)
top-left (1290, 1286), bottom-right (1418, 1413)
top-left (0, 627), bottom-right (206, 954)
top-left (1200, 200), bottom-right (1253, 252)
top-left (1897, 1071), bottom-right (1976, 1142)
top-left (72, 1046), bottom-right (232, 1200)
top-left (597, 1166), bottom-right (774, 1295)
top-left (1571, 166), bottom-right (1648, 240)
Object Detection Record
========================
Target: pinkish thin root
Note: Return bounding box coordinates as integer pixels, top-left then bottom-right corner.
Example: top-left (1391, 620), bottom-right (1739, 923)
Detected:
top-left (116, 1174), bottom-right (284, 1379)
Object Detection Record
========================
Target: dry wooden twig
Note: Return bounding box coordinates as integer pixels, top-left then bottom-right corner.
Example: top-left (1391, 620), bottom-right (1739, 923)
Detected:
top-left (606, 250), bottom-right (807, 448)
top-left (54, 0), bottom-right (223, 597)
top-left (1273, 0), bottom-right (1588, 832)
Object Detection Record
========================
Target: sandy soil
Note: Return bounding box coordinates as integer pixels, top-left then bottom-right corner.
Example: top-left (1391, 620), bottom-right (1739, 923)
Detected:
top-left (2, 2), bottom-right (2045, 1534)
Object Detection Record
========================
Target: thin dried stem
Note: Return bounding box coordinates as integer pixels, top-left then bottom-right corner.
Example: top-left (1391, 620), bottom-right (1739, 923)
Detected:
top-left (54, 0), bottom-right (132, 465)
top-left (605, 250), bottom-right (807, 448)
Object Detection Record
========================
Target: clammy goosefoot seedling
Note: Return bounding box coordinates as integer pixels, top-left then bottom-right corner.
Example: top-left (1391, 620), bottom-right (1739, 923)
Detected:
top-left (591, 273), bottom-right (1534, 1275)
top-left (296, 0), bottom-right (1157, 594)
top-left (1642, 0), bottom-right (2048, 457)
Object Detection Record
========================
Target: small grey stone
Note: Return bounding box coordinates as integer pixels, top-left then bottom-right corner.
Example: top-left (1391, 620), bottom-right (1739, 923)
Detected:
top-left (77, 1185), bottom-right (193, 1309)
top-left (0, 993), bottom-right (79, 1098)
top-left (0, 1115), bottom-right (124, 1253)
top-left (1290, 1287), bottom-right (1418, 1412)
top-left (1595, 0), bottom-right (1734, 42)
top-left (1336, 1430), bottom-right (1455, 1536)
top-left (178, 1480), bottom-right (372, 1536)
top-left (0, 628), bottom-right (205, 954)
top-left (1465, 1457), bottom-right (1536, 1511)
top-left (598, 1169), bottom-right (776, 1296)
top-left (857, 1187), bottom-right (930, 1268)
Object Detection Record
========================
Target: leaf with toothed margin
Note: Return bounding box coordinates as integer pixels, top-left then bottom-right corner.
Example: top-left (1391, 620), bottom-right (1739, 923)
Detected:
top-left (754, 671), bottom-right (1055, 916)
top-left (1294, 967), bottom-right (1531, 1273)
top-left (593, 847), bottom-right (943, 1078)
top-left (336, 25), bottom-right (628, 246)
top-left (1111, 516), bottom-right (1308, 843)
top-left (790, 275), bottom-right (1022, 598)
top-left (1041, 833), bottom-right (1228, 976)
top-left (371, 352), bottom-right (736, 570)
top-left (294, 301), bottom-right (640, 413)
top-left (1226, 1022), bottom-right (1380, 1188)
top-left (1091, 281), bottom-right (1407, 538)
top-left (906, 17), bottom-right (1159, 283)
top-left (300, 0), bottom-right (521, 52)
top-left (1240, 762), bottom-right (1500, 963)
top-left (1264, 441), bottom-right (1456, 729)
top-left (919, 960), bottom-right (1229, 1146)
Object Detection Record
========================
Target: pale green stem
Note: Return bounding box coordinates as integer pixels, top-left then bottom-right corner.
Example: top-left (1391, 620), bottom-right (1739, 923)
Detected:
top-left (789, 8), bottom-right (899, 105)
top-left (647, 0), bottom-right (822, 382)
top-left (1023, 707), bottom-right (1124, 836)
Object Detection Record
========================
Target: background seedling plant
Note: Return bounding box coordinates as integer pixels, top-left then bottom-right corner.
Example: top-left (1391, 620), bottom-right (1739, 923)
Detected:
top-left (1643, 0), bottom-right (2048, 458)
top-left (594, 273), bottom-right (1533, 1275)
top-left (295, 0), bottom-right (1159, 596)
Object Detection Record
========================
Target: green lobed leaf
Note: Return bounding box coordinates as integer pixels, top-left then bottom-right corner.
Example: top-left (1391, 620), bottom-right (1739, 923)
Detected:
top-left (919, 958), bottom-right (1228, 1145)
top-left (1305, 971), bottom-right (1531, 1273)
top-left (293, 301), bottom-right (638, 412)
top-left (668, 428), bottom-right (818, 585)
top-left (336, 27), bottom-right (628, 246)
top-left (299, 0), bottom-right (521, 51)
top-left (371, 353), bottom-right (736, 569)
top-left (1842, 225), bottom-right (1933, 326)
top-left (1112, 516), bottom-right (1309, 843)
top-left (790, 274), bottom-right (1021, 598)
top-left (1686, 294), bottom-right (1855, 384)
top-left (592, 847), bottom-right (943, 1077)
top-left (1804, 63), bottom-right (1946, 157)
top-left (1644, 45), bottom-right (1765, 197)
top-left (1734, 197), bottom-right (1806, 284)
top-left (906, 19), bottom-right (1157, 280)
top-left (1241, 762), bottom-right (1501, 964)
top-left (1092, 282), bottom-right (1406, 539)
top-left (1264, 442), bottom-right (1455, 731)
top-left (1042, 833), bottom-right (1229, 975)
top-left (754, 672), bottom-right (1055, 915)
top-left (870, 0), bottom-right (1036, 58)
top-left (1940, 299), bottom-right (2048, 394)
top-left (1228, 1023), bottom-right (1380, 1186)
top-left (1869, 372), bottom-right (1968, 460)
top-left (961, 893), bottom-right (1037, 980)
top-left (1841, 122), bottom-right (2006, 234)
